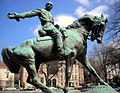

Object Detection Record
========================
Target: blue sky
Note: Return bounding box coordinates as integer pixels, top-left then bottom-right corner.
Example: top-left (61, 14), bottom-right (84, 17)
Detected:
top-left (0, 0), bottom-right (119, 61)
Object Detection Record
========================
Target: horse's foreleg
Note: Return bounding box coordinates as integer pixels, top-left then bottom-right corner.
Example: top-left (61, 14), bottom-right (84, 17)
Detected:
top-left (79, 58), bottom-right (109, 86)
top-left (64, 58), bottom-right (74, 93)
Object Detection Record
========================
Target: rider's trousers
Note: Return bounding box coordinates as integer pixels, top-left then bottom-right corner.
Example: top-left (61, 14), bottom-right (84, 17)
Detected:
top-left (42, 23), bottom-right (64, 54)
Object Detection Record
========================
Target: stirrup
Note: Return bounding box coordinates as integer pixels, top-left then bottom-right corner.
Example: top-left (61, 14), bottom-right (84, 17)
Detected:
top-left (58, 47), bottom-right (74, 59)
top-left (65, 47), bottom-right (74, 56)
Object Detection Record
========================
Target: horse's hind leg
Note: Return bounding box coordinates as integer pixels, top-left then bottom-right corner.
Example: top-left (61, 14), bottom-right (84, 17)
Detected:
top-left (77, 58), bottom-right (109, 86)
top-left (12, 47), bottom-right (55, 93)
top-left (25, 61), bottom-right (55, 93)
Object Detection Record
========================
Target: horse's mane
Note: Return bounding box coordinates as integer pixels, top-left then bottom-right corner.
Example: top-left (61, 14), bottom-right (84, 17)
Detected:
top-left (66, 20), bottom-right (82, 29)
top-left (66, 14), bottom-right (107, 30)
top-left (66, 14), bottom-right (93, 29)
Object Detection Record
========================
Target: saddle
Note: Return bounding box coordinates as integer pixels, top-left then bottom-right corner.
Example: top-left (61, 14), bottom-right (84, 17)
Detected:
top-left (37, 27), bottom-right (74, 59)
top-left (38, 26), bottom-right (68, 40)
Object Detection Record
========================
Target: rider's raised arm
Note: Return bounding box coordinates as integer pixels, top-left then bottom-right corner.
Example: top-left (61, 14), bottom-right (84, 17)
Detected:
top-left (7, 9), bottom-right (41, 20)
top-left (16, 9), bottom-right (41, 18)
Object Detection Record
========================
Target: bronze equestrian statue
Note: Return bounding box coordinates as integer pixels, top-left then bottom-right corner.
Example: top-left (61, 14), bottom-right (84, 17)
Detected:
top-left (1, 2), bottom-right (109, 92)
top-left (2, 13), bottom-right (108, 93)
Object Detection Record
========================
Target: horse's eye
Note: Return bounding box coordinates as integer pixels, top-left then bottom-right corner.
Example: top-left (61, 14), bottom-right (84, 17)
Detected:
top-left (101, 22), bottom-right (105, 25)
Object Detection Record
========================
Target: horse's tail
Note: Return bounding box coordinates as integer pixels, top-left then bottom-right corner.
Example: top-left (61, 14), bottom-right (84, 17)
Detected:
top-left (1, 47), bottom-right (21, 74)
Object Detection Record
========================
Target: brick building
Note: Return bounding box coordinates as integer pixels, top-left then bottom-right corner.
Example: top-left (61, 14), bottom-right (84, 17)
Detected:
top-left (20, 61), bottom-right (84, 88)
top-left (0, 61), bottom-right (84, 88)
top-left (0, 62), bottom-right (14, 88)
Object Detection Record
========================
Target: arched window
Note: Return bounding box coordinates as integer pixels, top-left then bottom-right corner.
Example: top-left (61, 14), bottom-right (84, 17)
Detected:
top-left (41, 78), bottom-right (44, 83)
top-left (52, 79), bottom-right (56, 87)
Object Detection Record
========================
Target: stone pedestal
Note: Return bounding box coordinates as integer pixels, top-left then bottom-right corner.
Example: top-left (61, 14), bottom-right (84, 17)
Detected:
top-left (53, 85), bottom-right (118, 93)
top-left (81, 85), bottom-right (118, 93)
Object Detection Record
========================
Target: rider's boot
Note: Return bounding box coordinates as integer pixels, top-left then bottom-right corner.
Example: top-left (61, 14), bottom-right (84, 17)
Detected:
top-left (51, 27), bottom-right (74, 58)
top-left (38, 29), bottom-right (47, 37)
top-left (58, 47), bottom-right (74, 59)
top-left (59, 27), bottom-right (68, 39)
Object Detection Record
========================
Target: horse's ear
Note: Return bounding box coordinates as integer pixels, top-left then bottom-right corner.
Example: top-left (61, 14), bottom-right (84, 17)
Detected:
top-left (105, 18), bottom-right (108, 23)
top-left (101, 14), bottom-right (108, 23)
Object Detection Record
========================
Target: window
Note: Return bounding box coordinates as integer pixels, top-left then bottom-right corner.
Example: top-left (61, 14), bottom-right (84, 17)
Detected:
top-left (41, 78), bottom-right (44, 83)
top-left (6, 73), bottom-right (9, 78)
top-left (61, 69), bottom-right (63, 73)
top-left (72, 75), bottom-right (74, 80)
top-left (52, 79), bottom-right (56, 87)
top-left (61, 75), bottom-right (63, 81)
top-left (75, 69), bottom-right (77, 73)
top-left (76, 82), bottom-right (78, 86)
top-left (75, 75), bottom-right (77, 79)
top-left (6, 81), bottom-right (10, 85)
top-left (72, 82), bottom-right (74, 87)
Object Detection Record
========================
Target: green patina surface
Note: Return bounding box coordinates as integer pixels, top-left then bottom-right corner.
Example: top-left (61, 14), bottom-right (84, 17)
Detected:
top-left (52, 85), bottom-right (118, 93)
top-left (3, 1), bottom-right (110, 93)
top-left (82, 85), bottom-right (118, 93)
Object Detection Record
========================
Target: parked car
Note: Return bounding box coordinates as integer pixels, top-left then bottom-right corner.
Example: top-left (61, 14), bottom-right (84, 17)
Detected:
top-left (0, 87), bottom-right (3, 90)
top-left (19, 87), bottom-right (24, 90)
top-left (23, 87), bottom-right (36, 91)
top-left (49, 87), bottom-right (57, 90)
top-left (14, 84), bottom-right (19, 89)
top-left (75, 86), bottom-right (83, 90)
top-left (114, 87), bottom-right (120, 92)
top-left (3, 87), bottom-right (16, 91)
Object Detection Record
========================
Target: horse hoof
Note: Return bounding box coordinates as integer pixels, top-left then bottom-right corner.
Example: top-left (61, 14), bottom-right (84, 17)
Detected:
top-left (104, 83), bottom-right (109, 86)
top-left (62, 88), bottom-right (70, 93)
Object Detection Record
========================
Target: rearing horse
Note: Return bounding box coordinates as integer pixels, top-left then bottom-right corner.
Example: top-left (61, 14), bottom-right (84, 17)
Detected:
top-left (2, 14), bottom-right (108, 93)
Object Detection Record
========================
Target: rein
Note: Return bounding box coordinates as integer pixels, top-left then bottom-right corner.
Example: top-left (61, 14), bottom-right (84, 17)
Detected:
top-left (76, 26), bottom-right (92, 40)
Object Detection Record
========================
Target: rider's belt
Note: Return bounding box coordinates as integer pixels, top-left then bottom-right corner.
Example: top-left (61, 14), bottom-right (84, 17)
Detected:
top-left (45, 21), bottom-right (54, 25)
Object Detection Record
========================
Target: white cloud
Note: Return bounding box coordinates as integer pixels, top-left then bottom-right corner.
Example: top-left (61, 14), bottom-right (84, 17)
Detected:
top-left (54, 14), bottom-right (76, 27)
top-left (75, 6), bottom-right (85, 16)
top-left (87, 5), bottom-right (109, 17)
top-left (33, 25), bottom-right (41, 36)
top-left (106, 0), bottom-right (119, 4)
top-left (75, 5), bottom-right (109, 17)
top-left (76, 0), bottom-right (90, 6)
top-left (75, 6), bottom-right (86, 17)
top-left (33, 14), bottom-right (76, 36)
top-left (94, 0), bottom-right (119, 4)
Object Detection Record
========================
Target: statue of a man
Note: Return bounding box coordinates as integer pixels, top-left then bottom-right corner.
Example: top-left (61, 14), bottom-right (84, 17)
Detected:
top-left (7, 1), bottom-right (73, 58)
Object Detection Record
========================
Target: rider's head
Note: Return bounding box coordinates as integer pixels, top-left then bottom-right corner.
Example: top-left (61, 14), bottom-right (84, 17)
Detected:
top-left (45, 1), bottom-right (53, 11)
